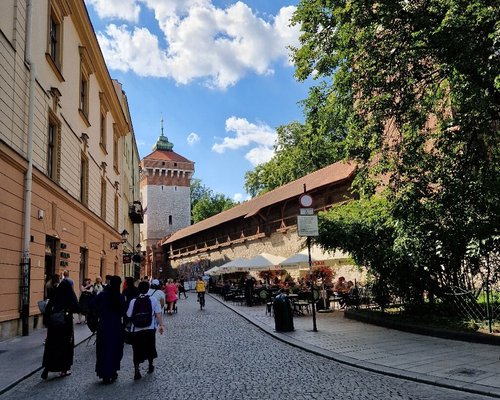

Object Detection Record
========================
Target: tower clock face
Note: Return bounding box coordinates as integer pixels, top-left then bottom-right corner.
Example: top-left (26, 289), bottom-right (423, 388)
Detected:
top-left (299, 194), bottom-right (313, 207)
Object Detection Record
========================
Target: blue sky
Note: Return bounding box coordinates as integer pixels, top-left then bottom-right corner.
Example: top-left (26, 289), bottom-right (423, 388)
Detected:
top-left (85, 0), bottom-right (309, 202)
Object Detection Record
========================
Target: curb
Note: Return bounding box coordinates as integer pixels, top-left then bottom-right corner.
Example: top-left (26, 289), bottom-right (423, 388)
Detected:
top-left (211, 294), bottom-right (500, 399)
top-left (0, 327), bottom-right (93, 396)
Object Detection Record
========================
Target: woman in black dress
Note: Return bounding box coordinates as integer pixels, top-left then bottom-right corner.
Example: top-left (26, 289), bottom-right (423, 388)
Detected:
top-left (41, 279), bottom-right (79, 379)
top-left (91, 275), bottom-right (126, 384)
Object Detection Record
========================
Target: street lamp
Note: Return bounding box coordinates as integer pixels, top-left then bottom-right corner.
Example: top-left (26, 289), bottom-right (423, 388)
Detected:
top-left (110, 229), bottom-right (129, 249)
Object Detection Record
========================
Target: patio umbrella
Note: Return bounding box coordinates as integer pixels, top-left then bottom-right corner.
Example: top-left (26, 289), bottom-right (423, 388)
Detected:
top-left (245, 253), bottom-right (286, 271)
top-left (279, 253), bottom-right (317, 270)
top-left (218, 257), bottom-right (251, 273)
top-left (205, 266), bottom-right (220, 276)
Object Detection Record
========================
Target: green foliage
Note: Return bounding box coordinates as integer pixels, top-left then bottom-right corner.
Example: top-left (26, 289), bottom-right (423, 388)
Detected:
top-left (190, 178), bottom-right (237, 223)
top-left (190, 178), bottom-right (212, 210)
top-left (293, 0), bottom-right (500, 301)
top-left (191, 193), bottom-right (236, 224)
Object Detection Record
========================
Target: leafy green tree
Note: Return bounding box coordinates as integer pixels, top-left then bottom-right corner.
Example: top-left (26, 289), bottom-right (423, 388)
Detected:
top-left (293, 0), bottom-right (500, 299)
top-left (192, 193), bottom-right (236, 224)
top-left (190, 178), bottom-right (213, 210)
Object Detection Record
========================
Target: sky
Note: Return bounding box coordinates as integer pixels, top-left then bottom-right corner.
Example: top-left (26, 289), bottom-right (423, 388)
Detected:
top-left (84, 0), bottom-right (310, 202)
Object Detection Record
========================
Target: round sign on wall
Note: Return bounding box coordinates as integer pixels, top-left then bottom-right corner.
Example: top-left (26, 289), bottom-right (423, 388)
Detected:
top-left (299, 194), bottom-right (313, 207)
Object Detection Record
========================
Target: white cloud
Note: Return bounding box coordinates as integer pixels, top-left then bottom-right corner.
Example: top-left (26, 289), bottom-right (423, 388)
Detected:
top-left (212, 116), bottom-right (276, 167)
top-left (233, 193), bottom-right (243, 202)
top-left (245, 146), bottom-right (275, 166)
top-left (212, 117), bottom-right (276, 153)
top-left (88, 0), bottom-right (300, 89)
top-left (85, 0), bottom-right (140, 22)
top-left (233, 192), bottom-right (251, 203)
top-left (187, 132), bottom-right (200, 145)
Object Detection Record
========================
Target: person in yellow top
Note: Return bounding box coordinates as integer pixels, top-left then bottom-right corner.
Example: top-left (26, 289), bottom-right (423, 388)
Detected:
top-left (195, 276), bottom-right (206, 309)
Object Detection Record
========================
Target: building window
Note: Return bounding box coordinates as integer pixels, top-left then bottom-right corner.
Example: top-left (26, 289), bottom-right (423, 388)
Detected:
top-left (114, 194), bottom-right (119, 229)
top-left (79, 247), bottom-right (88, 287)
top-left (100, 112), bottom-right (106, 148)
top-left (113, 125), bottom-right (119, 173)
top-left (80, 153), bottom-right (89, 206)
top-left (49, 15), bottom-right (59, 65)
top-left (45, 0), bottom-right (69, 81)
top-left (78, 46), bottom-right (93, 125)
top-left (169, 215), bottom-right (173, 225)
top-left (101, 178), bottom-right (107, 220)
top-left (99, 92), bottom-right (108, 153)
top-left (47, 112), bottom-right (61, 181)
top-left (80, 73), bottom-right (88, 117)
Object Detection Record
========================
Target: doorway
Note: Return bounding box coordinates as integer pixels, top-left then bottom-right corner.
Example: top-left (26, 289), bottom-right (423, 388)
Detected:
top-left (44, 236), bottom-right (58, 281)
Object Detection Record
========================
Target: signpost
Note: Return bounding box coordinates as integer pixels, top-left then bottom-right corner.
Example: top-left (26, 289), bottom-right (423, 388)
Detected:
top-left (298, 185), bottom-right (318, 332)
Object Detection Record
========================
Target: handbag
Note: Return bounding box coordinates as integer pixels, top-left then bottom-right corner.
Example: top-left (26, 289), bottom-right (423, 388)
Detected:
top-left (49, 310), bottom-right (66, 326)
top-left (37, 300), bottom-right (48, 314)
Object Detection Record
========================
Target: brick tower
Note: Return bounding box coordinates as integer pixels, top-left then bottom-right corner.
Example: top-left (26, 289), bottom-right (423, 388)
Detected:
top-left (140, 122), bottom-right (194, 277)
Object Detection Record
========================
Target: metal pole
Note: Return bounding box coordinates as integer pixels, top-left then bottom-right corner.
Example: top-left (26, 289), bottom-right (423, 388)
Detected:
top-left (485, 254), bottom-right (492, 333)
top-left (303, 182), bottom-right (318, 332)
top-left (21, 0), bottom-right (35, 336)
top-left (307, 236), bottom-right (318, 332)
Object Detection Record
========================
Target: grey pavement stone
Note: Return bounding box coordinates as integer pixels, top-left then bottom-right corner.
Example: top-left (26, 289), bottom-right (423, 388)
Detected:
top-left (0, 295), bottom-right (497, 400)
top-left (0, 296), bottom-right (498, 400)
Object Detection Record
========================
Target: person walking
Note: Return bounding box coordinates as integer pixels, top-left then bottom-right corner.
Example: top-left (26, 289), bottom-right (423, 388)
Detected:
top-left (148, 279), bottom-right (166, 313)
top-left (77, 278), bottom-right (94, 324)
top-left (127, 281), bottom-right (164, 380)
top-left (163, 279), bottom-right (177, 315)
top-left (122, 276), bottom-right (139, 309)
top-left (94, 276), bottom-right (104, 294)
top-left (91, 275), bottom-right (126, 384)
top-left (44, 274), bottom-right (60, 301)
top-left (177, 278), bottom-right (188, 299)
top-left (41, 279), bottom-right (79, 379)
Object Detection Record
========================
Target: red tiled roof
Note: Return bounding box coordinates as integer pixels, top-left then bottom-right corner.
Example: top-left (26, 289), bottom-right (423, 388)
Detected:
top-left (162, 161), bottom-right (356, 245)
top-left (142, 150), bottom-right (193, 163)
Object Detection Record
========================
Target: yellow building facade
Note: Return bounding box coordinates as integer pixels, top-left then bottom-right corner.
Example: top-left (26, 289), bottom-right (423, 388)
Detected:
top-left (0, 0), bottom-right (141, 340)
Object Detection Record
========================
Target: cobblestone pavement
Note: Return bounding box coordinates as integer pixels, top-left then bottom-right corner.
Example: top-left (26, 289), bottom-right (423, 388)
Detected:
top-left (1, 295), bottom-right (492, 400)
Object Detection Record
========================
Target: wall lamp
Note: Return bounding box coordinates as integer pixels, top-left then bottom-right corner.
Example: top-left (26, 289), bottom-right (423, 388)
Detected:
top-left (110, 229), bottom-right (129, 250)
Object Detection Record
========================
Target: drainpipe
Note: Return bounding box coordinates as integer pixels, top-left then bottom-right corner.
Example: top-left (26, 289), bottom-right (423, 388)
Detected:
top-left (21, 0), bottom-right (35, 336)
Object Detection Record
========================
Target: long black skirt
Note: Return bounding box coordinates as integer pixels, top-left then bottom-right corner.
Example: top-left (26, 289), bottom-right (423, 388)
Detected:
top-left (42, 320), bottom-right (74, 372)
top-left (131, 329), bottom-right (157, 365)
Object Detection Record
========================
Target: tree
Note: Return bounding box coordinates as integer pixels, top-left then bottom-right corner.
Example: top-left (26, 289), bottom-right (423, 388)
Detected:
top-left (192, 193), bottom-right (236, 224)
top-left (190, 179), bottom-right (237, 223)
top-left (244, 121), bottom-right (343, 197)
top-left (190, 178), bottom-right (212, 211)
top-left (292, 1), bottom-right (500, 299)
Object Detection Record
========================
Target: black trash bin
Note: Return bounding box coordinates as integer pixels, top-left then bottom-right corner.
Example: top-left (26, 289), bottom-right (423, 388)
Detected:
top-left (273, 293), bottom-right (294, 332)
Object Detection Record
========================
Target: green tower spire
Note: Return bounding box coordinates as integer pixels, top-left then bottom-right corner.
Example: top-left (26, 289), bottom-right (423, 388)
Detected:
top-left (153, 116), bottom-right (173, 151)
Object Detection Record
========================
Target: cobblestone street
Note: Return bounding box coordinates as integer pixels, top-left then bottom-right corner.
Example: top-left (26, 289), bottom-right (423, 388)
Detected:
top-left (2, 295), bottom-right (492, 400)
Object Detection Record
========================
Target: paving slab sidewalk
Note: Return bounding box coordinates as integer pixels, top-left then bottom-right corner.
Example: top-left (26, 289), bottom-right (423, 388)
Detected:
top-left (1, 300), bottom-right (499, 399)
top-left (213, 295), bottom-right (500, 399)
top-left (0, 317), bottom-right (92, 395)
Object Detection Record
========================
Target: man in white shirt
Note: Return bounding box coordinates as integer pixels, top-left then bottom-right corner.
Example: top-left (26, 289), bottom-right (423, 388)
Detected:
top-left (147, 279), bottom-right (166, 311)
top-left (127, 281), bottom-right (164, 380)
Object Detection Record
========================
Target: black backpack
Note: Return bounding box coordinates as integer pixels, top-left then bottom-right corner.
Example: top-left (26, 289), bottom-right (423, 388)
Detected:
top-left (131, 296), bottom-right (153, 328)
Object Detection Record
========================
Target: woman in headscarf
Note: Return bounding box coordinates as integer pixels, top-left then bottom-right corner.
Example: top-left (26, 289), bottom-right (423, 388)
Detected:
top-left (91, 275), bottom-right (126, 384)
top-left (41, 278), bottom-right (79, 379)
